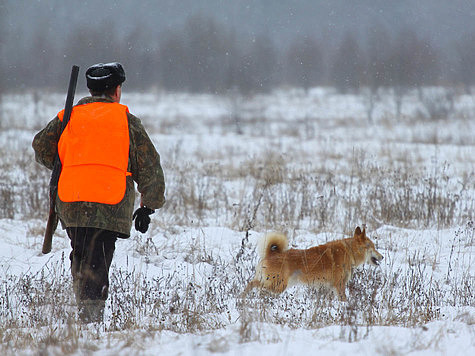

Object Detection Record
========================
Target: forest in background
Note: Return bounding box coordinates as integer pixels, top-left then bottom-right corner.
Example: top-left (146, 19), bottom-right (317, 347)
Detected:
top-left (1, 0), bottom-right (475, 95)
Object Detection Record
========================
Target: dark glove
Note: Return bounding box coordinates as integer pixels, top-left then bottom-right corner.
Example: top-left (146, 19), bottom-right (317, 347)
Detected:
top-left (132, 206), bottom-right (155, 233)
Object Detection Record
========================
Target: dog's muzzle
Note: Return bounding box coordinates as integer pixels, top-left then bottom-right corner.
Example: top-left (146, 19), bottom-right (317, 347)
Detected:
top-left (371, 256), bottom-right (383, 266)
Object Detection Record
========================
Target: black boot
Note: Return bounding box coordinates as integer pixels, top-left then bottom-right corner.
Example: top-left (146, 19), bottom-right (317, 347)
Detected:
top-left (78, 300), bottom-right (105, 324)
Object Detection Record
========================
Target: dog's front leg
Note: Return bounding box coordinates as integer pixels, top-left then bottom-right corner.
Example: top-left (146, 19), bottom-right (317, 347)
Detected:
top-left (334, 272), bottom-right (349, 301)
top-left (242, 279), bottom-right (261, 296)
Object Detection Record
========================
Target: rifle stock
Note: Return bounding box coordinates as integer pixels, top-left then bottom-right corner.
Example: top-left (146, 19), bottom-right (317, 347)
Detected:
top-left (42, 65), bottom-right (79, 254)
top-left (42, 207), bottom-right (58, 254)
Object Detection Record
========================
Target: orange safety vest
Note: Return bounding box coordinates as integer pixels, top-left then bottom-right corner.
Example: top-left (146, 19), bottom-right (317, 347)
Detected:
top-left (57, 102), bottom-right (131, 205)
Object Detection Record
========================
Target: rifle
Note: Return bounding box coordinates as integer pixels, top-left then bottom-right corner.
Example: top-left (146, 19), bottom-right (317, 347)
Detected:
top-left (42, 65), bottom-right (80, 254)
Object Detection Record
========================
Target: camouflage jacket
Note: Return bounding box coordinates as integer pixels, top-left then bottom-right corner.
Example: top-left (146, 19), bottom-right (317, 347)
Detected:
top-left (32, 96), bottom-right (166, 236)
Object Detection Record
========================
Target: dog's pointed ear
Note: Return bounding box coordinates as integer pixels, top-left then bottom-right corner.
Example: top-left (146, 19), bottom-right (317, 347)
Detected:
top-left (354, 226), bottom-right (362, 236)
top-left (362, 226), bottom-right (366, 236)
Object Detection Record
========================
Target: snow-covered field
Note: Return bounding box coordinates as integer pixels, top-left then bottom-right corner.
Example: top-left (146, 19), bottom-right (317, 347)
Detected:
top-left (0, 87), bottom-right (474, 355)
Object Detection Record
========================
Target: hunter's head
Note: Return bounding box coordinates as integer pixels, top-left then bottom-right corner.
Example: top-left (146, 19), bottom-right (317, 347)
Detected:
top-left (86, 62), bottom-right (126, 102)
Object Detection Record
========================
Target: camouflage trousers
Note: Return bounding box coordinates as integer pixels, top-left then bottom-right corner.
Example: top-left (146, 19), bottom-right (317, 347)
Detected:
top-left (67, 227), bottom-right (118, 322)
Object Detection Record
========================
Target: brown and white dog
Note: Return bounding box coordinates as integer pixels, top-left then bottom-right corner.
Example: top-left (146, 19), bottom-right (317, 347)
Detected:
top-left (245, 226), bottom-right (383, 300)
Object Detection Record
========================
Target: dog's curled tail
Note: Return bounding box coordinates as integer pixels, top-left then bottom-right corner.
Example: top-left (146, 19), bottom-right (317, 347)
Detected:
top-left (258, 232), bottom-right (288, 258)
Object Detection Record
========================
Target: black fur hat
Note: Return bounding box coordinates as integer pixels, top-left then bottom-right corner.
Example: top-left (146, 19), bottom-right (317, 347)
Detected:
top-left (86, 62), bottom-right (126, 91)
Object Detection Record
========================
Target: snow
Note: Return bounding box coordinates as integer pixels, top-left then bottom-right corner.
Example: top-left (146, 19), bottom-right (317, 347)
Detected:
top-left (0, 87), bottom-right (474, 355)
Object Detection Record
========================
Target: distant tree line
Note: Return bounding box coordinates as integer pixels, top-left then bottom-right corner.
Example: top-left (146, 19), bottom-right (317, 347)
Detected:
top-left (3, 15), bottom-right (475, 94)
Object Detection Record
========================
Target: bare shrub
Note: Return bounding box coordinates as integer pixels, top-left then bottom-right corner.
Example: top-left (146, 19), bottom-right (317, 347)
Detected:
top-left (1, 220), bottom-right (473, 353)
top-left (0, 148), bottom-right (49, 220)
top-left (5, 141), bottom-right (472, 231)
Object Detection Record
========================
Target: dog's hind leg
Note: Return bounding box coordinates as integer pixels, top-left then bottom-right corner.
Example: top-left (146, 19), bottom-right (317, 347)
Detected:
top-left (266, 273), bottom-right (289, 293)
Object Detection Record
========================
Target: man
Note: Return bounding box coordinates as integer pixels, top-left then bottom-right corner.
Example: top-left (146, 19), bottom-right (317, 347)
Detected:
top-left (32, 62), bottom-right (165, 323)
